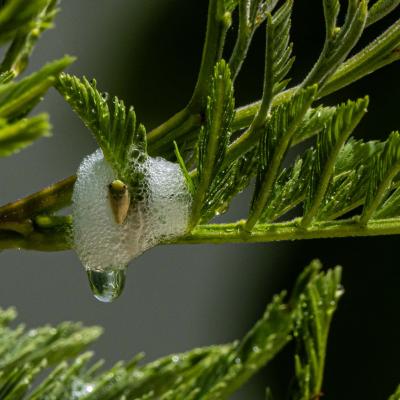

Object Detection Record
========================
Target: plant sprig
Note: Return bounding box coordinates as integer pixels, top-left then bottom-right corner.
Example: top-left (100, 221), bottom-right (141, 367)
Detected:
top-left (0, 260), bottom-right (343, 400)
top-left (0, 3), bottom-right (399, 395)
top-left (0, 0), bottom-right (400, 253)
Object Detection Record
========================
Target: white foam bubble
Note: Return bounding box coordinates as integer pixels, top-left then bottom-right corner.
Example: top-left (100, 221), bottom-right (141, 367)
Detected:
top-left (72, 148), bottom-right (192, 272)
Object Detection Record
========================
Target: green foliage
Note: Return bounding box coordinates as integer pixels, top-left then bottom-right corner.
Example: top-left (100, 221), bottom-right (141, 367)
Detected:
top-left (56, 74), bottom-right (147, 189)
top-left (367, 0), bottom-right (400, 26)
top-left (361, 131), bottom-right (400, 223)
top-left (0, 57), bottom-right (72, 119)
top-left (303, 0), bottom-right (368, 89)
top-left (321, 17), bottom-right (400, 97)
top-left (302, 97), bottom-right (368, 226)
top-left (0, 0), bottom-right (59, 76)
top-left (174, 141), bottom-right (195, 196)
top-left (317, 139), bottom-right (383, 220)
top-left (0, 114), bottom-right (50, 156)
top-left (259, 148), bottom-right (315, 222)
top-left (0, 0), bottom-right (71, 159)
top-left (0, 0), bottom-right (398, 245)
top-left (0, 0), bottom-right (50, 45)
top-left (292, 106), bottom-right (336, 146)
top-left (292, 260), bottom-right (343, 400)
top-left (247, 85), bottom-right (317, 229)
top-left (191, 59), bottom-right (235, 225)
top-left (197, 60), bottom-right (234, 188)
top-left (389, 384), bottom-right (400, 400)
top-left (267, 0), bottom-right (294, 96)
top-left (200, 147), bottom-right (259, 221)
top-left (0, 0), bottom-right (400, 398)
top-left (0, 261), bottom-right (343, 400)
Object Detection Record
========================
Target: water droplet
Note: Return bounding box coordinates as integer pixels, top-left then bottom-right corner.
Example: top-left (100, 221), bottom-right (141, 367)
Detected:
top-left (87, 268), bottom-right (126, 302)
top-left (71, 379), bottom-right (95, 399)
top-left (252, 345), bottom-right (260, 353)
top-left (335, 284), bottom-right (345, 298)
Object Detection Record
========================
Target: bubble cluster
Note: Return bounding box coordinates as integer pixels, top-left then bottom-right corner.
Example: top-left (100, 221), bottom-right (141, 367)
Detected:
top-left (72, 148), bottom-right (192, 302)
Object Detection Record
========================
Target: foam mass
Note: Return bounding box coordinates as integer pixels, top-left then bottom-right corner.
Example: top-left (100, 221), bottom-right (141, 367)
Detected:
top-left (72, 149), bottom-right (192, 274)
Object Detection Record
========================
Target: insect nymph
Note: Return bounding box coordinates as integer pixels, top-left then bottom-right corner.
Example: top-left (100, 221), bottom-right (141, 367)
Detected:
top-left (108, 179), bottom-right (130, 224)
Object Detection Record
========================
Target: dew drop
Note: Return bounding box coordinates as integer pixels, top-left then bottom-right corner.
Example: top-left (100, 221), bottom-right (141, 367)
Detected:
top-left (71, 379), bottom-right (95, 399)
top-left (171, 355), bottom-right (180, 363)
top-left (252, 345), bottom-right (260, 353)
top-left (86, 268), bottom-right (126, 303)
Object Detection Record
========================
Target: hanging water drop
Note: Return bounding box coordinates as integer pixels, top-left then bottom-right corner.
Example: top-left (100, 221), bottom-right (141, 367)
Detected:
top-left (87, 268), bottom-right (126, 302)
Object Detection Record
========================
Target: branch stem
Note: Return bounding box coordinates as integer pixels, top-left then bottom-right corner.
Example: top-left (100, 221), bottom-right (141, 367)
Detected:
top-left (0, 175), bottom-right (75, 221)
top-left (177, 217), bottom-right (400, 244)
top-left (146, 0), bottom-right (231, 153)
top-left (3, 217), bottom-right (400, 251)
top-left (1, 13), bottom-right (399, 238)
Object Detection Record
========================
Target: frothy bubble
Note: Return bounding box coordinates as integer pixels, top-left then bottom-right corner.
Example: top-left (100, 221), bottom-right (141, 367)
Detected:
top-left (72, 149), bottom-right (192, 301)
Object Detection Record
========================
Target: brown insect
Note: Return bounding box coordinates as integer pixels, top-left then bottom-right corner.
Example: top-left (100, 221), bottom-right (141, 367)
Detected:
top-left (108, 179), bottom-right (130, 224)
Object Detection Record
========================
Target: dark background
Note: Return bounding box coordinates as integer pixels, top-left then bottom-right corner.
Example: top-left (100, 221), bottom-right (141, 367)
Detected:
top-left (0, 1), bottom-right (399, 399)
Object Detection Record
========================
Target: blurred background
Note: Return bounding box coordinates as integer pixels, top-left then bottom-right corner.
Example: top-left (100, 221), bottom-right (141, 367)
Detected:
top-left (0, 1), bottom-right (399, 398)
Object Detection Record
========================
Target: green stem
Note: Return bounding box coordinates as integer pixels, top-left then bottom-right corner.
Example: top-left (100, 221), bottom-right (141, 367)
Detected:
top-left (366, 0), bottom-right (400, 26)
top-left (0, 220), bottom-right (33, 235)
top-left (245, 86), bottom-right (317, 231)
top-left (251, 13), bottom-right (274, 129)
top-left (228, 0), bottom-right (255, 82)
top-left (320, 18), bottom-right (400, 97)
top-left (146, 14), bottom-right (399, 158)
top-left (1, 13), bottom-right (399, 232)
top-left (303, 1), bottom-right (368, 89)
top-left (301, 98), bottom-right (368, 228)
top-left (146, 0), bottom-right (231, 153)
top-left (4, 217), bottom-right (400, 251)
top-left (0, 77), bottom-right (55, 118)
top-left (0, 175), bottom-right (75, 222)
top-left (360, 163), bottom-right (400, 225)
top-left (147, 109), bottom-right (200, 156)
top-left (190, 62), bottom-right (229, 227)
top-left (188, 0), bottom-right (231, 111)
top-left (177, 217), bottom-right (400, 244)
top-left (0, 225), bottom-right (70, 251)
